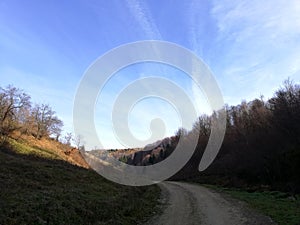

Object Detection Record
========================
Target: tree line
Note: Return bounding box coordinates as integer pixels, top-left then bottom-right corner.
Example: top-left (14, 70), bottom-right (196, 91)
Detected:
top-left (168, 79), bottom-right (300, 193)
top-left (131, 79), bottom-right (299, 193)
top-left (0, 85), bottom-right (63, 143)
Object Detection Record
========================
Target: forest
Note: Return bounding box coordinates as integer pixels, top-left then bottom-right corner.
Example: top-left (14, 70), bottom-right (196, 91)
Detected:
top-left (171, 79), bottom-right (300, 194)
top-left (120, 79), bottom-right (300, 195)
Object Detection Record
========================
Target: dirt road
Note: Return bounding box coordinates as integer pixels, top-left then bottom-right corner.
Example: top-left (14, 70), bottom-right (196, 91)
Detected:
top-left (147, 181), bottom-right (275, 225)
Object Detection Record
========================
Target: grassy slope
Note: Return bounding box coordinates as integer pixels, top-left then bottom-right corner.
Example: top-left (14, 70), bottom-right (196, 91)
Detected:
top-left (0, 138), bottom-right (160, 225)
top-left (204, 185), bottom-right (300, 225)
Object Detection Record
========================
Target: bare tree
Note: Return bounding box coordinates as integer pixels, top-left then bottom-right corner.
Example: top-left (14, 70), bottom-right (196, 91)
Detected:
top-left (73, 134), bottom-right (84, 150)
top-left (64, 132), bottom-right (73, 146)
top-left (49, 118), bottom-right (63, 141)
top-left (175, 127), bottom-right (188, 138)
top-left (192, 115), bottom-right (211, 137)
top-left (31, 104), bottom-right (63, 139)
top-left (0, 85), bottom-right (31, 136)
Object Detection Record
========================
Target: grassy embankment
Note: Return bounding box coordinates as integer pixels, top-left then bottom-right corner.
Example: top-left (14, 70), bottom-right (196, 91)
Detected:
top-left (0, 137), bottom-right (160, 225)
top-left (205, 184), bottom-right (300, 225)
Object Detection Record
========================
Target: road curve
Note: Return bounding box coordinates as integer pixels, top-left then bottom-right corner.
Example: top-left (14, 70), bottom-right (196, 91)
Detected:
top-left (147, 181), bottom-right (275, 225)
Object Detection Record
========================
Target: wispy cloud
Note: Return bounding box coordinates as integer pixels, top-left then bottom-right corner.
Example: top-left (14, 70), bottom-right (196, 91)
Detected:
top-left (210, 0), bottom-right (300, 102)
top-left (125, 0), bottom-right (162, 40)
top-left (211, 0), bottom-right (300, 43)
top-left (88, 0), bottom-right (173, 148)
top-left (187, 0), bottom-right (207, 57)
top-left (186, 0), bottom-right (300, 108)
top-left (187, 0), bottom-right (218, 115)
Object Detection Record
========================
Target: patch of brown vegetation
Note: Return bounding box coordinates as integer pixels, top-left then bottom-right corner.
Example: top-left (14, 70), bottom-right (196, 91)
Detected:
top-left (10, 131), bottom-right (89, 168)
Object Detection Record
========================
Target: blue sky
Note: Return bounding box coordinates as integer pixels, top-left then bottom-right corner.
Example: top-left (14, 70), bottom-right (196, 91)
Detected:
top-left (1, 0), bottom-right (300, 149)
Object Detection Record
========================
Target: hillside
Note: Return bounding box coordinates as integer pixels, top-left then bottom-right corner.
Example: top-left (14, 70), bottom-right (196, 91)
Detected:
top-left (0, 136), bottom-right (160, 225)
top-left (116, 80), bottom-right (300, 196)
top-left (106, 137), bottom-right (177, 166)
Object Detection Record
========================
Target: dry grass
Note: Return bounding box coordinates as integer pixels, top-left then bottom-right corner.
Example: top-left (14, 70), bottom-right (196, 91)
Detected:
top-left (0, 137), bottom-right (161, 225)
top-left (11, 131), bottom-right (89, 168)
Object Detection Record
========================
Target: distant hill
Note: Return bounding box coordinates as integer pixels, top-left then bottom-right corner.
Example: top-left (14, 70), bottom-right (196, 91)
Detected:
top-left (99, 136), bottom-right (179, 166)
